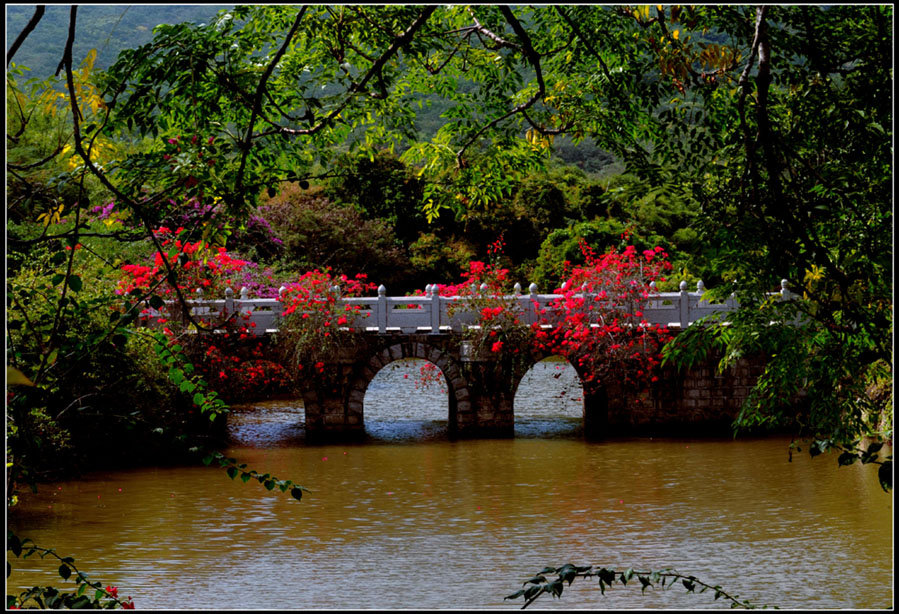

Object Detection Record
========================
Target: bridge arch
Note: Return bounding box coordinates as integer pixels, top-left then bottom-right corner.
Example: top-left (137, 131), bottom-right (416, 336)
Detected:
top-left (346, 341), bottom-right (474, 436)
top-left (511, 350), bottom-right (608, 437)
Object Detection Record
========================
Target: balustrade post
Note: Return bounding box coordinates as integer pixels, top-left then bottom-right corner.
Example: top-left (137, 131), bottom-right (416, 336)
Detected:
top-left (190, 287), bottom-right (203, 324)
top-left (240, 286), bottom-right (250, 318)
top-left (225, 287), bottom-right (234, 320)
top-left (678, 280), bottom-right (689, 327)
top-left (429, 284), bottom-right (441, 333)
top-left (377, 285), bottom-right (387, 333)
top-left (780, 279), bottom-right (791, 301)
top-left (528, 283), bottom-right (539, 326)
top-left (275, 286), bottom-right (287, 329)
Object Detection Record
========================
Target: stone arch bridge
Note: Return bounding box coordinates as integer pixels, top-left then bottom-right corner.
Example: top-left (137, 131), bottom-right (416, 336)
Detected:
top-left (150, 280), bottom-right (793, 439)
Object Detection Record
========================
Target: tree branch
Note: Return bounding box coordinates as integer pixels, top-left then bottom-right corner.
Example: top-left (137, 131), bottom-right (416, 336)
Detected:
top-left (7, 5), bottom-right (45, 66)
top-left (234, 7), bottom-right (307, 203)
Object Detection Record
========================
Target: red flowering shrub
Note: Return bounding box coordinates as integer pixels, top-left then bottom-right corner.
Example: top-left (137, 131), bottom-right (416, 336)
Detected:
top-left (117, 226), bottom-right (251, 302)
top-left (535, 240), bottom-right (674, 391)
top-left (117, 227), bottom-right (292, 402)
top-left (276, 269), bottom-right (376, 387)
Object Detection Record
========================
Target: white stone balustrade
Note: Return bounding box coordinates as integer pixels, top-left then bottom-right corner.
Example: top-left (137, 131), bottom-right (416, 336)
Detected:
top-left (141, 280), bottom-right (796, 336)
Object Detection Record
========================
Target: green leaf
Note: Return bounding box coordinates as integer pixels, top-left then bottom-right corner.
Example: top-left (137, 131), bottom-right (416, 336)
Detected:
top-left (67, 275), bottom-right (83, 292)
top-left (838, 451), bottom-right (858, 466)
top-left (523, 575), bottom-right (546, 585)
top-left (6, 367), bottom-right (33, 387)
top-left (58, 564), bottom-right (71, 580)
top-left (148, 295), bottom-right (165, 309)
top-left (290, 487), bottom-right (304, 501)
top-left (68, 596), bottom-right (92, 609)
top-left (547, 579), bottom-right (564, 598)
top-left (226, 466), bottom-right (238, 480)
top-left (878, 461), bottom-right (892, 492)
top-left (598, 568), bottom-right (615, 586)
top-left (866, 442), bottom-right (884, 456)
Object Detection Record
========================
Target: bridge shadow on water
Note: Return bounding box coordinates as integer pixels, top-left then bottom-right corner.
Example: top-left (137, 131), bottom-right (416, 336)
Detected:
top-left (228, 357), bottom-right (586, 446)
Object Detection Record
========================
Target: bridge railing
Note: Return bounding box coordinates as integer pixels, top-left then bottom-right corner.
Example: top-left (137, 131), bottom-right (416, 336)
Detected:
top-left (140, 280), bottom-right (796, 336)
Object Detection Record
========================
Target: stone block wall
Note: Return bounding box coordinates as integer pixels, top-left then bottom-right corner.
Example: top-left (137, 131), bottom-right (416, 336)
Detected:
top-left (605, 355), bottom-right (768, 435)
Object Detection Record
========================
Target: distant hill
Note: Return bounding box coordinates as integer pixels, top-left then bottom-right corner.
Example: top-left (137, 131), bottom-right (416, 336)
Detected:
top-left (6, 4), bottom-right (617, 176)
top-left (6, 5), bottom-right (231, 78)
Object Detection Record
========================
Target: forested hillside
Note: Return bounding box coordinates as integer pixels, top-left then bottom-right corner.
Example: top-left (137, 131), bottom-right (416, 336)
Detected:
top-left (7, 5), bottom-right (230, 78)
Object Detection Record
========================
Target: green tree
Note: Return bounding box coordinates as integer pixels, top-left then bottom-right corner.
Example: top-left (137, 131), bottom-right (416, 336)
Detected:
top-left (326, 150), bottom-right (427, 244)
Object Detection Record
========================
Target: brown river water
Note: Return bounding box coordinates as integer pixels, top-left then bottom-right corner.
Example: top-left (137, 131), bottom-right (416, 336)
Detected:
top-left (7, 359), bottom-right (893, 609)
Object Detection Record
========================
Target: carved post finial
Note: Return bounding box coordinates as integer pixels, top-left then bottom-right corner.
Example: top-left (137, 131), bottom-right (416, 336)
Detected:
top-left (697, 280), bottom-right (705, 294)
top-left (679, 280), bottom-right (688, 292)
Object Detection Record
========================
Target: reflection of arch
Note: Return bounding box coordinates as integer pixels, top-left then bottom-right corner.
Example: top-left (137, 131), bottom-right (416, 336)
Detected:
top-left (513, 350), bottom-right (607, 437)
top-left (347, 342), bottom-right (472, 434)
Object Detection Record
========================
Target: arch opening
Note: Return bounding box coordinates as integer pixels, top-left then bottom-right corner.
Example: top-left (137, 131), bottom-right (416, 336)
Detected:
top-left (362, 358), bottom-right (452, 442)
top-left (513, 356), bottom-right (585, 438)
